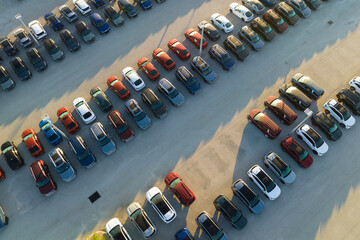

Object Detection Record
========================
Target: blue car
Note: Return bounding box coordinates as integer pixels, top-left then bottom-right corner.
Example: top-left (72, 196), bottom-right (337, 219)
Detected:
top-left (175, 66), bottom-right (201, 95)
top-left (44, 12), bottom-right (64, 31)
top-left (137, 0), bottom-right (152, 10)
top-left (209, 44), bottom-right (235, 71)
top-left (175, 228), bottom-right (194, 240)
top-left (39, 119), bottom-right (62, 146)
top-left (90, 13), bottom-right (110, 34)
top-left (68, 136), bottom-right (96, 169)
top-left (91, 0), bottom-right (105, 8)
top-left (259, 0), bottom-right (276, 7)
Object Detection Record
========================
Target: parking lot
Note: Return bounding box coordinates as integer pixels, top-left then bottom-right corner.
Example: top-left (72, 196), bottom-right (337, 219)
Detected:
top-left (1, 0), bottom-right (360, 239)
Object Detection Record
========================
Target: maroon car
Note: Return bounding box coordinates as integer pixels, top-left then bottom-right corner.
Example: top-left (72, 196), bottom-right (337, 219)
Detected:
top-left (30, 160), bottom-right (57, 197)
top-left (107, 110), bottom-right (134, 143)
top-left (264, 96), bottom-right (297, 125)
top-left (165, 172), bottom-right (195, 207)
top-left (280, 137), bottom-right (313, 168)
top-left (247, 109), bottom-right (281, 139)
top-left (263, 9), bottom-right (288, 33)
top-left (167, 39), bottom-right (191, 61)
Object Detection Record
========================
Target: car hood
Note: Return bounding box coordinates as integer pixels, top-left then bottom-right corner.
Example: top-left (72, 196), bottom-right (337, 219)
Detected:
top-left (284, 170), bottom-right (296, 184)
top-left (171, 93), bottom-right (185, 106)
top-left (268, 185), bottom-right (281, 200)
top-left (204, 71), bottom-right (217, 82)
top-left (137, 115), bottom-right (151, 129)
top-left (188, 81), bottom-right (202, 93)
top-left (301, 6), bottom-right (311, 17)
top-left (345, 115), bottom-right (356, 128)
top-left (40, 181), bottom-right (56, 195)
top-left (60, 167), bottom-right (76, 181)
top-left (251, 199), bottom-right (265, 214)
top-left (233, 215), bottom-right (247, 230)
top-left (0, 79), bottom-right (14, 89)
top-left (101, 140), bottom-right (116, 155)
top-left (174, 182), bottom-right (194, 203)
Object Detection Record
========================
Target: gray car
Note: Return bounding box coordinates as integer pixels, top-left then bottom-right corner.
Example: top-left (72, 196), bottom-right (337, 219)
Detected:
top-left (196, 211), bottom-right (228, 240)
top-left (190, 56), bottom-right (217, 84)
top-left (242, 0), bottom-right (265, 14)
top-left (0, 66), bottom-right (15, 91)
top-left (286, 0), bottom-right (311, 18)
top-left (232, 179), bottom-right (265, 214)
top-left (264, 152), bottom-right (296, 185)
top-left (125, 99), bottom-right (151, 130)
top-left (48, 148), bottom-right (76, 182)
top-left (90, 122), bottom-right (116, 155)
top-left (157, 78), bottom-right (185, 107)
top-left (238, 26), bottom-right (264, 51)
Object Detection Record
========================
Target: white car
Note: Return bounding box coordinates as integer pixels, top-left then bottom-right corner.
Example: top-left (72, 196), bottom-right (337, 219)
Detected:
top-left (247, 165), bottom-right (281, 200)
top-left (28, 20), bottom-right (47, 40)
top-left (229, 3), bottom-right (254, 22)
top-left (296, 124), bottom-right (328, 156)
top-left (349, 76), bottom-right (360, 95)
top-left (73, 97), bottom-right (96, 124)
top-left (105, 218), bottom-right (132, 240)
top-left (264, 152), bottom-right (296, 185)
top-left (127, 202), bottom-right (157, 239)
top-left (146, 187), bottom-right (176, 223)
top-left (210, 13), bottom-right (234, 33)
top-left (324, 99), bottom-right (355, 129)
top-left (122, 67), bottom-right (145, 91)
top-left (73, 0), bottom-right (92, 15)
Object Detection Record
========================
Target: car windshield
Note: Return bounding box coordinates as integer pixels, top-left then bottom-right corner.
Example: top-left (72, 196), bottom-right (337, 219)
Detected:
top-left (78, 150), bottom-right (89, 161)
top-left (149, 70), bottom-right (158, 77)
top-left (264, 26), bottom-right (272, 33)
top-left (23, 133), bottom-right (33, 141)
top-left (67, 122), bottom-right (76, 130)
top-left (49, 45), bottom-right (60, 54)
top-left (202, 66), bottom-right (212, 75)
top-left (152, 101), bottom-right (162, 110)
top-left (2, 146), bottom-right (12, 154)
top-left (134, 79), bottom-right (143, 86)
top-left (48, 134), bottom-right (59, 141)
top-left (307, 128), bottom-right (324, 148)
top-left (109, 225), bottom-right (125, 240)
top-left (272, 157), bottom-right (291, 177)
top-left (81, 28), bottom-right (91, 36)
top-left (99, 136), bottom-right (110, 147)
top-left (117, 124), bottom-right (128, 134)
top-left (253, 112), bottom-right (265, 122)
top-left (221, 54), bottom-right (231, 62)
top-left (203, 218), bottom-right (223, 239)
top-left (29, 145), bottom-right (40, 153)
top-left (75, 101), bottom-right (84, 108)
top-left (83, 112), bottom-right (92, 119)
top-left (289, 10), bottom-right (296, 17)
top-left (41, 122), bottom-right (51, 131)
top-left (256, 170), bottom-right (276, 192)
top-left (245, 11), bottom-right (252, 17)
top-left (156, 51), bottom-right (164, 57)
top-left (37, 177), bottom-right (50, 188)
top-left (181, 49), bottom-right (189, 56)
top-left (119, 88), bottom-right (128, 95)
top-left (59, 111), bottom-right (68, 118)
top-left (110, 79), bottom-right (119, 86)
top-left (63, 7), bottom-right (72, 14)
top-left (277, 19), bottom-right (284, 25)
top-left (251, 35), bottom-right (260, 43)
top-left (134, 112), bottom-right (146, 121)
top-left (169, 89), bottom-right (179, 99)
top-left (48, 15), bottom-right (57, 23)
top-left (220, 199), bottom-right (242, 222)
top-left (57, 163), bottom-right (69, 174)
top-left (225, 22), bottom-right (232, 28)
top-left (334, 103), bottom-right (351, 120)
top-left (165, 59), bottom-right (173, 66)
top-left (151, 193), bottom-right (170, 215)
top-left (329, 123), bottom-right (338, 133)
top-left (169, 178), bottom-right (181, 188)
top-left (16, 31), bottom-right (26, 39)
top-left (291, 141), bottom-right (308, 160)
top-left (270, 99), bottom-right (282, 107)
top-left (300, 2), bottom-right (307, 10)
top-left (96, 20), bottom-right (107, 28)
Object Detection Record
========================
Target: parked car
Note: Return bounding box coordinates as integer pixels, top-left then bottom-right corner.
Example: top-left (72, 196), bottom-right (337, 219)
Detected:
top-left (10, 57), bottom-right (32, 81)
top-left (242, 0), bottom-right (265, 14)
top-left (349, 76), bottom-right (360, 95)
top-left (250, 17), bottom-right (276, 41)
top-left (165, 172), bottom-right (195, 206)
top-left (238, 26), bottom-right (264, 51)
top-left (138, 57), bottom-right (160, 81)
top-left (0, 205), bottom-right (8, 230)
top-left (264, 96), bottom-right (297, 125)
top-left (275, 2), bottom-right (300, 26)
top-left (118, 0), bottom-right (139, 18)
top-left (90, 87), bottom-right (112, 112)
top-left (22, 129), bottom-right (44, 157)
top-left (48, 148), bottom-right (76, 182)
top-left (157, 78), bottom-right (185, 107)
top-left (1, 141), bottom-right (24, 170)
top-left (107, 110), bottom-right (135, 142)
top-left (13, 28), bottom-right (33, 48)
top-left (137, 0), bottom-right (152, 10)
top-left (153, 48), bottom-right (176, 71)
top-left (127, 202), bottom-right (157, 239)
top-left (91, 0), bottom-right (105, 8)
top-left (0, 66), bottom-right (15, 91)
top-left (286, 0), bottom-right (311, 18)
top-left (75, 21), bottom-right (95, 43)
top-left (296, 124), bottom-right (328, 156)
top-left (304, 0), bottom-right (322, 10)
top-left (311, 111), bottom-right (342, 141)
top-left (107, 76), bottom-right (131, 99)
top-left (197, 21), bottom-right (220, 41)
top-left (264, 152), bottom-right (296, 185)
top-left (232, 179), bottom-right (265, 214)
top-left (259, 0), bottom-right (276, 7)
top-left (44, 12), bottom-right (64, 31)
top-left (60, 29), bottom-right (80, 52)
top-left (146, 187), bottom-right (177, 223)
top-left (336, 88), bottom-right (360, 115)
top-left (190, 56), bottom-right (216, 83)
top-left (26, 48), bottom-right (48, 71)
top-left (209, 44), bottom-right (235, 70)
top-left (28, 20), bottom-right (48, 40)
top-left (105, 218), bottom-right (132, 240)
top-left (57, 107), bottom-right (80, 134)
top-left (43, 38), bottom-right (64, 61)
top-left (278, 84), bottom-right (312, 111)
top-left (291, 73), bottom-right (324, 100)
top-left (213, 194), bottom-right (247, 230)
top-left (247, 109), bottom-right (281, 139)
top-left (125, 99), bottom-right (151, 129)
top-left (280, 136), bottom-right (313, 168)
top-left (167, 39), bottom-right (191, 61)
top-left (185, 28), bottom-right (208, 49)
top-left (73, 0), bottom-right (92, 15)
top-left (39, 119), bottom-right (62, 146)
top-left (196, 211), bottom-right (229, 240)
top-left (141, 88), bottom-right (168, 118)
top-left (323, 99), bottom-right (355, 129)
top-left (210, 13), bottom-right (234, 33)
top-left (175, 66), bottom-right (202, 94)
top-left (229, 3), bottom-right (254, 22)
top-left (73, 97), bottom-right (96, 124)
top-left (90, 13), bottom-right (110, 34)
top-left (223, 35), bottom-right (249, 61)
top-left (90, 122), bottom-right (116, 155)
top-left (68, 135), bottom-right (96, 169)
top-left (248, 165), bottom-right (281, 200)
top-left (104, 6), bottom-right (125, 26)
top-left (175, 228), bottom-right (194, 240)
top-left (0, 167), bottom-right (5, 181)
top-left (263, 9), bottom-right (288, 33)
top-left (0, 37), bottom-right (18, 56)
top-left (122, 67), bottom-right (145, 91)
top-left (59, 4), bottom-right (78, 23)
top-left (30, 160), bottom-right (57, 197)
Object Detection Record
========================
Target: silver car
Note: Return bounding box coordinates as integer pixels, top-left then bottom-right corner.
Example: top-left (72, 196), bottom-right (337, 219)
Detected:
top-left (238, 26), bottom-right (264, 51)
top-left (48, 148), bottom-right (76, 182)
top-left (157, 78), bottom-right (184, 107)
top-left (286, 0), bottom-right (311, 18)
top-left (90, 122), bottom-right (116, 155)
top-left (264, 152), bottom-right (296, 185)
top-left (242, 0), bottom-right (265, 14)
top-left (125, 99), bottom-right (151, 130)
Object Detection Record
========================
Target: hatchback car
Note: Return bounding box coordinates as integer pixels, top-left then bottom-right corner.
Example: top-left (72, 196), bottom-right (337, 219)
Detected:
top-left (28, 20), bottom-right (48, 40)
top-left (223, 35), bottom-right (249, 61)
top-left (168, 39), bottom-right (191, 61)
top-left (90, 122), bottom-right (116, 155)
top-left (141, 88), bottom-right (168, 119)
top-left (60, 29), bottom-right (80, 52)
top-left (90, 13), bottom-right (110, 34)
top-left (311, 111), bottom-right (342, 141)
top-left (296, 124), bottom-right (328, 156)
top-left (197, 21), bottom-right (220, 41)
top-left (190, 56), bottom-right (217, 83)
top-left (264, 152), bottom-right (296, 185)
top-left (90, 87), bottom-right (113, 112)
top-left (43, 38), bottom-right (64, 61)
top-left (137, 0), bottom-right (152, 10)
top-left (232, 179), bottom-right (265, 214)
top-left (238, 26), bottom-right (264, 51)
top-left (39, 119), bottom-right (63, 146)
top-left (165, 172), bottom-right (196, 207)
top-left (185, 28), bottom-right (208, 49)
top-left (107, 110), bottom-right (135, 142)
top-left (196, 211), bottom-right (229, 240)
top-left (0, 66), bottom-right (15, 91)
top-left (75, 21), bottom-right (95, 43)
top-left (278, 84), bottom-right (312, 111)
top-left (175, 228), bottom-right (194, 240)
top-left (280, 136), bottom-right (313, 168)
top-left (68, 135), bottom-right (96, 169)
top-left (209, 44), bottom-right (235, 70)
top-left (175, 66), bottom-right (202, 94)
top-left (44, 12), bottom-right (64, 31)
top-left (138, 57), bottom-right (160, 81)
top-left (10, 57), bottom-right (32, 81)
top-left (291, 73), bottom-right (324, 100)
top-left (73, 97), bottom-right (96, 124)
top-left (263, 9), bottom-right (288, 33)
top-left (349, 76), bottom-right (360, 95)
top-left (22, 129), bottom-right (44, 157)
top-left (210, 13), bottom-right (234, 33)
top-left (1, 141), bottom-right (24, 170)
top-left (0, 205), bottom-right (8, 230)
top-left (73, 0), bottom-right (92, 15)
top-left (250, 17), bottom-right (276, 41)
top-left (323, 99), bottom-right (355, 129)
top-left (0, 37), bottom-right (18, 56)
top-left (304, 0), bottom-right (322, 10)
top-left (146, 187), bottom-right (177, 223)
top-left (118, 0), bottom-right (139, 18)
top-left (127, 202), bottom-right (157, 239)
top-left (59, 5), bottom-right (78, 22)
top-left (30, 160), bottom-right (57, 197)
top-left (122, 67), bottom-right (146, 91)
top-left (248, 165), bottom-right (281, 200)
top-left (336, 88), bottom-right (360, 115)
top-left (104, 6), bottom-right (125, 26)
top-left (57, 107), bottom-right (80, 134)
top-left (264, 96), bottom-right (297, 125)
top-left (48, 148), bottom-right (76, 182)
top-left (247, 109), bottom-right (281, 139)
top-left (26, 48), bottom-right (48, 71)
top-left (286, 0), bottom-right (311, 18)
top-left (242, 0), bottom-right (265, 14)
top-left (229, 3), bottom-right (254, 22)
top-left (13, 28), bottom-right (33, 48)
top-left (153, 48), bottom-right (176, 71)
top-left (107, 76), bottom-right (131, 99)
top-left (125, 99), bottom-right (151, 129)
top-left (275, 2), bottom-right (300, 26)
top-left (157, 78), bottom-right (185, 107)
top-left (91, 0), bottom-right (105, 8)
top-left (105, 218), bottom-right (132, 240)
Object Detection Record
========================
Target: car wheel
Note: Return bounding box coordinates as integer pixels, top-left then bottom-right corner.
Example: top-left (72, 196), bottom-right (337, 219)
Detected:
top-left (350, 86), bottom-right (355, 91)
top-left (264, 163), bottom-right (269, 168)
top-left (248, 119), bottom-right (252, 123)
top-left (280, 179), bottom-right (285, 184)
top-left (265, 194), bottom-right (270, 199)
top-left (280, 119), bottom-right (285, 124)
top-left (265, 105), bottom-right (268, 109)
top-left (222, 29), bottom-right (225, 33)
top-left (211, 19), bottom-right (214, 24)
top-left (312, 150), bottom-right (318, 155)
top-left (230, 9), bottom-right (233, 13)
top-left (340, 123), bottom-right (346, 128)
top-left (297, 134), bottom-right (302, 140)
top-left (264, 134), bottom-right (269, 138)
top-left (325, 109), bottom-right (330, 114)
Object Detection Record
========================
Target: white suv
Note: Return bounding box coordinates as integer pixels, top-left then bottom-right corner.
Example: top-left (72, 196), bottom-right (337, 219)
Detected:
top-left (146, 187), bottom-right (176, 223)
top-left (73, 0), bottom-right (92, 15)
top-left (296, 124), bottom-right (328, 156)
top-left (324, 99), bottom-right (355, 129)
top-left (210, 13), bottom-right (234, 33)
top-left (247, 165), bottom-right (281, 200)
top-left (349, 76), bottom-right (360, 95)
top-left (28, 20), bottom-right (47, 40)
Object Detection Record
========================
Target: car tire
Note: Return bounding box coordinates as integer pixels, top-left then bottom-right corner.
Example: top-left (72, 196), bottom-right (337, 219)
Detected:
top-left (230, 9), bottom-right (233, 13)
top-left (350, 86), bottom-right (355, 91)
top-left (297, 134), bottom-right (302, 140)
top-left (340, 123), bottom-right (346, 128)
top-left (265, 194), bottom-right (270, 199)
top-left (325, 109), bottom-right (330, 114)
top-left (280, 179), bottom-right (285, 184)
top-left (313, 150), bottom-right (318, 155)
top-left (264, 134), bottom-right (269, 138)
top-left (265, 105), bottom-right (268, 109)
top-left (280, 119), bottom-right (285, 124)
top-left (248, 119), bottom-right (252, 123)
top-left (264, 163), bottom-right (269, 168)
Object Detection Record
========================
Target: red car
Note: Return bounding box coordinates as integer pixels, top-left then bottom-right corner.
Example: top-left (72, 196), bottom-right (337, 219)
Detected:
top-left (264, 96), bottom-right (297, 125)
top-left (185, 28), bottom-right (208, 49)
top-left (165, 172), bottom-right (195, 207)
top-left (247, 109), bottom-right (281, 139)
top-left (167, 39), bottom-right (191, 61)
top-left (22, 129), bottom-right (44, 157)
top-left (137, 57), bottom-right (160, 81)
top-left (0, 166), bottom-right (5, 182)
top-left (107, 76), bottom-right (131, 100)
top-left (57, 107), bottom-right (80, 134)
top-left (30, 160), bottom-right (57, 197)
top-left (263, 9), bottom-right (288, 33)
top-left (152, 48), bottom-right (176, 71)
top-left (280, 137), bottom-right (313, 168)
top-left (107, 110), bottom-right (134, 143)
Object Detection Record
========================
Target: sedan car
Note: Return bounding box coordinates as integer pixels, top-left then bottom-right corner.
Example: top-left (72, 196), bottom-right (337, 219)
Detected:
top-left (336, 88), bottom-right (360, 115)
top-left (175, 228), bottom-right (194, 240)
top-left (28, 20), bottom-right (48, 40)
top-left (197, 20), bottom-right (220, 41)
top-left (91, 0), bottom-right (105, 8)
top-left (48, 148), bottom-right (76, 182)
top-left (175, 66), bottom-right (202, 94)
top-left (264, 96), bottom-right (297, 125)
top-left (349, 76), bottom-right (360, 95)
top-left (141, 88), bottom-right (168, 119)
top-left (0, 66), bottom-right (15, 91)
top-left (59, 4), bottom-right (78, 23)
top-left (165, 172), bottom-right (196, 207)
top-left (248, 109), bottom-right (281, 139)
top-left (185, 28), bottom-right (208, 49)
top-left (127, 202), bottom-right (157, 239)
top-left (213, 194), bottom-right (247, 230)
top-left (286, 0), bottom-right (311, 18)
top-left (90, 122), bottom-right (116, 155)
top-left (39, 119), bottom-right (62, 146)
top-left (22, 129), bottom-right (44, 157)
top-left (157, 78), bottom-right (185, 107)
top-left (146, 187), bottom-right (176, 223)
top-left (153, 48), bottom-right (176, 71)
top-left (190, 56), bottom-right (216, 83)
top-left (68, 135), bottom-right (96, 169)
top-left (264, 152), bottom-right (296, 185)
top-left (122, 67), bottom-right (145, 91)
top-left (44, 12), bottom-right (64, 31)
top-left (104, 6), bottom-right (125, 26)
top-left (263, 9), bottom-right (288, 33)
top-left (278, 84), bottom-right (312, 111)
top-left (1, 141), bottom-right (24, 170)
top-left (324, 99), bottom-right (356, 129)
top-left (138, 57), bottom-right (160, 81)
top-left (275, 2), bottom-right (300, 26)
top-left (73, 0), bottom-right (92, 15)
top-left (10, 57), bottom-right (32, 81)
top-left (248, 165), bottom-right (281, 200)
top-left (229, 3), bottom-right (254, 22)
top-left (280, 136), bottom-right (313, 168)
top-left (105, 218), bottom-right (132, 240)
top-left (311, 111), bottom-right (342, 141)
top-left (296, 124), bottom-right (328, 156)
top-left (137, 0), bottom-right (152, 10)
top-left (304, 0), bottom-right (322, 10)
top-left (118, 0), bottom-right (139, 18)
top-left (208, 44), bottom-right (235, 70)
top-left (238, 26), bottom-right (264, 51)
top-left (210, 13), bottom-right (234, 33)
top-left (57, 107), bottom-right (80, 134)
top-left (232, 179), bottom-right (265, 214)
top-left (13, 28), bottom-right (33, 48)
top-left (107, 110), bottom-right (134, 142)
top-left (90, 87), bottom-right (112, 112)
top-left (291, 73), bottom-right (324, 100)
top-left (30, 160), bottom-right (57, 197)
top-left (43, 38), bottom-right (64, 61)
top-left (26, 48), bottom-right (47, 71)
top-left (242, 0), bottom-right (265, 14)
top-left (167, 39), bottom-right (191, 61)
top-left (223, 35), bottom-right (249, 61)
top-left (196, 211), bottom-right (228, 240)
top-left (0, 37), bottom-right (18, 56)
top-left (250, 17), bottom-right (276, 41)
top-left (73, 97), bottom-right (96, 124)
top-left (75, 21), bottom-right (95, 43)
top-left (90, 13), bottom-right (110, 34)
top-left (60, 29), bottom-right (80, 52)
top-left (107, 76), bottom-right (131, 99)
top-left (125, 99), bottom-right (151, 129)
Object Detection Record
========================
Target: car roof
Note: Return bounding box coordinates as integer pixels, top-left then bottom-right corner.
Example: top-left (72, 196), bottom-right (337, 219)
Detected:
top-left (212, 44), bottom-right (226, 56)
top-left (143, 89), bottom-right (157, 102)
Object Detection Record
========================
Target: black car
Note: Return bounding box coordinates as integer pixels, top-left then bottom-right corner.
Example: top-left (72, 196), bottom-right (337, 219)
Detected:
top-left (175, 66), bottom-right (202, 95)
top-left (0, 37), bottom-right (18, 56)
top-left (250, 17), bottom-right (276, 41)
top-left (26, 48), bottom-right (48, 71)
top-left (275, 2), bottom-right (300, 26)
top-left (304, 0), bottom-right (322, 10)
top-left (213, 194), bottom-right (247, 230)
top-left (198, 20), bottom-right (221, 41)
top-left (291, 73), bottom-right (324, 100)
top-left (75, 21), bottom-right (95, 43)
top-left (104, 6), bottom-right (125, 26)
top-left (279, 84), bottom-right (312, 111)
top-left (118, 0), bottom-right (139, 18)
top-left (196, 211), bottom-right (228, 240)
top-left (231, 179), bottom-right (265, 214)
top-left (43, 38), bottom-right (64, 61)
top-left (209, 44), bottom-right (235, 71)
top-left (90, 87), bottom-right (113, 112)
top-left (0, 66), bottom-right (16, 91)
top-left (10, 57), bottom-right (32, 81)
top-left (336, 88), bottom-right (360, 115)
top-left (190, 56), bottom-right (217, 84)
top-left (223, 35), bottom-right (249, 61)
top-left (1, 141), bottom-right (25, 170)
top-left (59, 4), bottom-right (78, 23)
top-left (60, 29), bottom-right (80, 52)
top-left (13, 28), bottom-right (33, 48)
top-left (311, 111), bottom-right (342, 141)
top-left (141, 88), bottom-right (168, 119)
top-left (91, 0), bottom-right (106, 8)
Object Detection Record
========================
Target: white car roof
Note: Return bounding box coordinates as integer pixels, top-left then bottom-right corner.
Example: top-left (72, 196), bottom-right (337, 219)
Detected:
top-left (236, 5), bottom-right (250, 13)
top-left (28, 20), bottom-right (44, 33)
top-left (73, 97), bottom-right (86, 107)
top-left (105, 218), bottom-right (122, 233)
top-left (146, 187), bottom-right (161, 201)
top-left (74, 0), bottom-right (89, 9)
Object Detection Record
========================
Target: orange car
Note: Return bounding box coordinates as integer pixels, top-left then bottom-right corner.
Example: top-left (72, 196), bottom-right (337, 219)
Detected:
top-left (22, 129), bottom-right (44, 157)
top-left (264, 96), bottom-right (297, 125)
top-left (57, 107), bottom-right (80, 134)
top-left (137, 57), bottom-right (160, 81)
top-left (107, 76), bottom-right (131, 100)
top-left (247, 109), bottom-right (281, 139)
top-left (185, 28), bottom-right (208, 49)
top-left (167, 39), bottom-right (191, 61)
top-left (152, 48), bottom-right (176, 71)
top-left (0, 166), bottom-right (5, 181)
